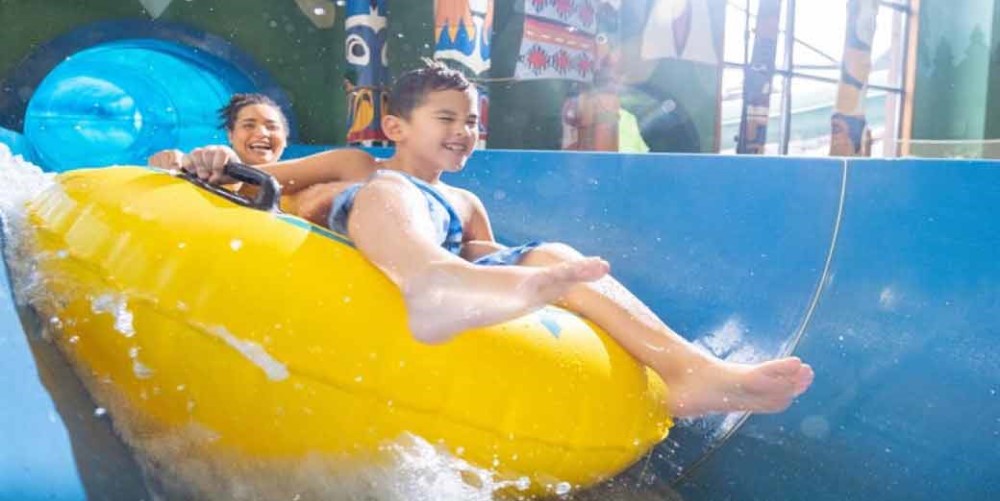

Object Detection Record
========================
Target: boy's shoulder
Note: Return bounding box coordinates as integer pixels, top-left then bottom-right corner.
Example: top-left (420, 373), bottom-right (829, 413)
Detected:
top-left (438, 182), bottom-right (476, 198)
top-left (440, 184), bottom-right (487, 213)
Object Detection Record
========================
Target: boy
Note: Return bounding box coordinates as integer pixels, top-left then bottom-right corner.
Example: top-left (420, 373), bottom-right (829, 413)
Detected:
top-left (183, 62), bottom-right (813, 418)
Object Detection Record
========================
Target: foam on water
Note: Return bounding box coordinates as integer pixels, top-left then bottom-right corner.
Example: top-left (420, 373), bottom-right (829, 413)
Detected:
top-left (0, 146), bottom-right (534, 500)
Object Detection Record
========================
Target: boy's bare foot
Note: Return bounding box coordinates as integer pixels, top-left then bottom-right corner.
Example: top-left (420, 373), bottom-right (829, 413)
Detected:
top-left (666, 357), bottom-right (814, 418)
top-left (403, 258), bottom-right (609, 344)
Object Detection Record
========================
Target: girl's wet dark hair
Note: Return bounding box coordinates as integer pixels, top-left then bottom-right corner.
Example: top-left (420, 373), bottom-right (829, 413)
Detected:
top-left (388, 59), bottom-right (472, 119)
top-left (217, 93), bottom-right (289, 133)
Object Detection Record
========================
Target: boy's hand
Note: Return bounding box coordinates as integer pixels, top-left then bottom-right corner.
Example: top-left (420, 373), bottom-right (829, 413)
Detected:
top-left (148, 149), bottom-right (185, 169)
top-left (182, 145), bottom-right (240, 185)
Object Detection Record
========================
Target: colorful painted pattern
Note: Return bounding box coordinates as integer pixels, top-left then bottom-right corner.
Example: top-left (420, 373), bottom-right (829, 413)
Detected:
top-left (515, 17), bottom-right (596, 82)
top-left (434, 0), bottom-right (493, 77)
top-left (518, 0), bottom-right (598, 35)
top-left (345, 0), bottom-right (389, 145)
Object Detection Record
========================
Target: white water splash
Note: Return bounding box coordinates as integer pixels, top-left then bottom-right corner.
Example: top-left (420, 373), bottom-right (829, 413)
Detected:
top-left (0, 144), bottom-right (56, 310)
top-left (696, 316), bottom-right (763, 363)
top-left (0, 144), bottom-right (53, 217)
top-left (203, 324), bottom-right (289, 382)
top-left (90, 294), bottom-right (136, 337)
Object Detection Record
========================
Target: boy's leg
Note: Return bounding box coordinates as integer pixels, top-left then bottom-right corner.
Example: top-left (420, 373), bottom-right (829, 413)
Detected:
top-left (346, 175), bottom-right (610, 343)
top-left (519, 243), bottom-right (814, 418)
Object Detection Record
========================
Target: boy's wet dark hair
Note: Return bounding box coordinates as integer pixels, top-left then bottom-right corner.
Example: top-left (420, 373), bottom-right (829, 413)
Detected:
top-left (388, 59), bottom-right (472, 119)
top-left (217, 93), bottom-right (289, 133)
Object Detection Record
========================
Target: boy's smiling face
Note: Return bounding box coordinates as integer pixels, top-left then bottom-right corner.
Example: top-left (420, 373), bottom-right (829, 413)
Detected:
top-left (227, 104), bottom-right (288, 165)
top-left (388, 88), bottom-right (479, 174)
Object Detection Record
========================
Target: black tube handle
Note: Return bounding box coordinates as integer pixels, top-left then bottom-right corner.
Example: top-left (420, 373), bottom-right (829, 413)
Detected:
top-left (178, 162), bottom-right (282, 213)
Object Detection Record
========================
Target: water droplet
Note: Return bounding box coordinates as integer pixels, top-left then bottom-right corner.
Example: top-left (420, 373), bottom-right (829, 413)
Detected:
top-left (94, 407), bottom-right (107, 417)
top-left (554, 481), bottom-right (572, 495)
top-left (133, 360), bottom-right (154, 379)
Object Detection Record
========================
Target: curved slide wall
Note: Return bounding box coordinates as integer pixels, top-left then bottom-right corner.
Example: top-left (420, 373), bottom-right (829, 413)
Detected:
top-left (2, 151), bottom-right (997, 499)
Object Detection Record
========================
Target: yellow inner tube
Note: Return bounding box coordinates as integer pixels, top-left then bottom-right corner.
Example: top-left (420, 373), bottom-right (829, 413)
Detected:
top-left (26, 166), bottom-right (672, 491)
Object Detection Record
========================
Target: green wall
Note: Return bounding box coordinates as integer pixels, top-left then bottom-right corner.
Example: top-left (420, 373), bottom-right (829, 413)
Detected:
top-left (912, 0), bottom-right (997, 141)
top-left (985, 2), bottom-right (1000, 138)
top-left (0, 0), bottom-right (719, 151)
top-left (0, 0), bottom-right (435, 145)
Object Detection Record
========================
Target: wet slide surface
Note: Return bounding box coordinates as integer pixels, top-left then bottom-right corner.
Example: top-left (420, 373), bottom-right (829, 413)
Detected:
top-left (1, 151), bottom-right (997, 500)
top-left (0, 225), bottom-right (148, 500)
top-left (454, 152), bottom-right (1000, 500)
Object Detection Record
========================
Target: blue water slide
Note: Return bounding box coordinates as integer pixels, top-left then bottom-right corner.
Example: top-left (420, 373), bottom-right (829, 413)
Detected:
top-left (451, 152), bottom-right (999, 500)
top-left (670, 158), bottom-right (1000, 500)
top-left (0, 226), bottom-right (148, 500)
top-left (0, 20), bottom-right (295, 172)
top-left (451, 151), bottom-right (844, 486)
top-left (1, 152), bottom-right (997, 500)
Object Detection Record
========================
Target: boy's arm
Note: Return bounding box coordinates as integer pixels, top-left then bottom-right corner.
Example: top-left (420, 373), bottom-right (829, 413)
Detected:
top-left (460, 190), bottom-right (495, 242)
top-left (458, 190), bottom-right (501, 261)
top-left (183, 146), bottom-right (377, 195)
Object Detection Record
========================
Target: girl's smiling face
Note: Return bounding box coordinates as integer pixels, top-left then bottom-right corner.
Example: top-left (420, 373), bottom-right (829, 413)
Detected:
top-left (227, 104), bottom-right (288, 165)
